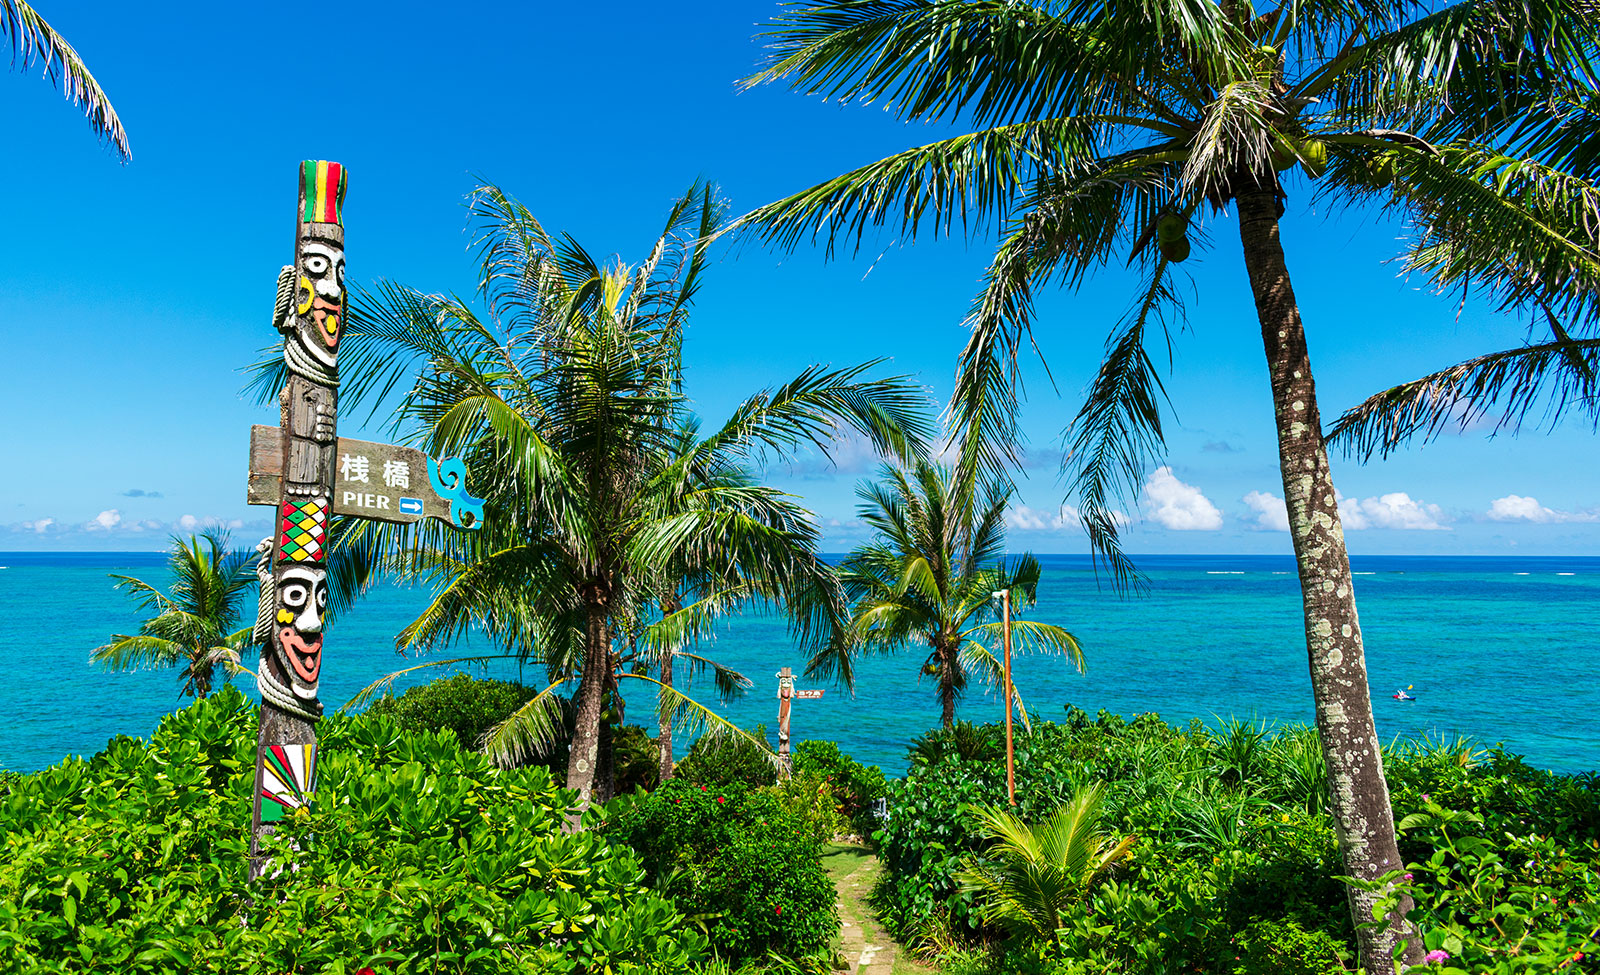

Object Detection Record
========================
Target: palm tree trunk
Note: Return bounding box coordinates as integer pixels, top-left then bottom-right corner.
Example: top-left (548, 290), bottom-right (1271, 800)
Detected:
top-left (939, 646), bottom-right (956, 729)
top-left (595, 703), bottom-right (616, 804)
top-left (1236, 186), bottom-right (1421, 973)
top-left (658, 649), bottom-right (675, 783)
top-left (566, 587), bottom-right (611, 815)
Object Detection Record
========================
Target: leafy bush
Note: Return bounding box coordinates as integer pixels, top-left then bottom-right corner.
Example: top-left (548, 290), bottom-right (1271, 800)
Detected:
top-left (611, 722), bottom-right (659, 794)
top-left (876, 708), bottom-right (1600, 975)
top-left (793, 739), bottom-right (887, 838)
top-left (672, 725), bottom-right (779, 788)
top-left (606, 777), bottom-right (838, 963)
top-left (0, 687), bottom-right (708, 973)
top-left (364, 672), bottom-right (539, 751)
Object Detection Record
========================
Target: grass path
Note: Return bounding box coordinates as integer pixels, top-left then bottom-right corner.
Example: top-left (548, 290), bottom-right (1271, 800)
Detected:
top-left (822, 843), bottom-right (933, 975)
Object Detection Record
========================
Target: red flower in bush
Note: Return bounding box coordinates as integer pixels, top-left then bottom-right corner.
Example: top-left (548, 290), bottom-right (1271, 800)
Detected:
top-left (716, 796), bottom-right (725, 803)
top-left (775, 905), bottom-right (782, 915)
top-left (358, 968), bottom-right (378, 975)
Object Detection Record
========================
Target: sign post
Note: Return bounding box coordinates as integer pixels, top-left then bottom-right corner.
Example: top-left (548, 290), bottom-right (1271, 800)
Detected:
top-left (993, 589), bottom-right (1015, 806)
top-left (245, 161), bottom-right (482, 879)
top-left (775, 667), bottom-right (824, 778)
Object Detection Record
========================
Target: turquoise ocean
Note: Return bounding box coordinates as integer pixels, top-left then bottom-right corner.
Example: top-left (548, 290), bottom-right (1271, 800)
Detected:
top-left (5, 552), bottom-right (1596, 777)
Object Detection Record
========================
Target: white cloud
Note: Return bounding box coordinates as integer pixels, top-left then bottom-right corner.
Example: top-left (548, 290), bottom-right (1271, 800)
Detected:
top-left (1006, 503), bottom-right (1082, 532)
top-left (88, 509), bottom-right (122, 530)
top-left (27, 518), bottom-right (54, 534)
top-left (177, 514), bottom-right (200, 530)
top-left (1241, 491), bottom-right (1290, 532)
top-left (1143, 467), bottom-right (1222, 531)
top-left (1341, 492), bottom-right (1448, 531)
top-left (1486, 494), bottom-right (1598, 524)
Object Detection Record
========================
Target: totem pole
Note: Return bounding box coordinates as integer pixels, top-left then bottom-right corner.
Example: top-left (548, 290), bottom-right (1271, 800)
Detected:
top-left (774, 667), bottom-right (823, 779)
top-left (248, 160), bottom-right (346, 877)
top-left (246, 162), bottom-right (484, 878)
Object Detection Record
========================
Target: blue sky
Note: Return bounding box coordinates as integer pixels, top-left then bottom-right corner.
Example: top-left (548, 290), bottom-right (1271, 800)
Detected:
top-left (2, 1), bottom-right (1595, 555)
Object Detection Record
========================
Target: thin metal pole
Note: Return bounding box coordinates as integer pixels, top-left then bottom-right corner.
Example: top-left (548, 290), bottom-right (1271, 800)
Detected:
top-left (1000, 589), bottom-right (1015, 806)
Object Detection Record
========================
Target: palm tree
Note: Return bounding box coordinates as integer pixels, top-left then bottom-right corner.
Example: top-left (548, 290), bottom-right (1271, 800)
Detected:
top-left (955, 783), bottom-right (1136, 945)
top-left (91, 530), bottom-right (255, 698)
top-left (3, 1), bottom-right (129, 159)
top-left (834, 459), bottom-right (1082, 728)
top-left (322, 180), bottom-right (931, 809)
top-left (735, 4), bottom-right (1593, 966)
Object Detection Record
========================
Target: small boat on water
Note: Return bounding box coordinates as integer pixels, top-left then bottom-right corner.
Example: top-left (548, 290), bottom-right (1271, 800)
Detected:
top-left (1393, 688), bottom-right (1417, 702)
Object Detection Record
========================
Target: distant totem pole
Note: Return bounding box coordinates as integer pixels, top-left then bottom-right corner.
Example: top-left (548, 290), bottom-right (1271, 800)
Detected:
top-left (248, 160), bottom-right (347, 876)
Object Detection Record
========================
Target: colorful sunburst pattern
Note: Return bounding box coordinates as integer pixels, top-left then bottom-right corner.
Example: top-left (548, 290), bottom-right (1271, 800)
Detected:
top-left (259, 743), bottom-right (316, 822)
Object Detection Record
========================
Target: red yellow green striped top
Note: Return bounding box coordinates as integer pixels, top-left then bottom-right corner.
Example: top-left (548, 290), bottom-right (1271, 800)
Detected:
top-left (300, 160), bottom-right (346, 225)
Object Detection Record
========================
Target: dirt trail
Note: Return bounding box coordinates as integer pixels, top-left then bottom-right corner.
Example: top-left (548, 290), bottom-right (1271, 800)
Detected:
top-left (825, 845), bottom-right (926, 975)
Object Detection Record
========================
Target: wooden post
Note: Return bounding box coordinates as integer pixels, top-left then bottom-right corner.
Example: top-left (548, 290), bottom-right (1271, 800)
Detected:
top-left (249, 161), bottom-right (347, 878)
top-left (995, 589), bottom-right (1015, 806)
top-left (776, 667), bottom-right (794, 778)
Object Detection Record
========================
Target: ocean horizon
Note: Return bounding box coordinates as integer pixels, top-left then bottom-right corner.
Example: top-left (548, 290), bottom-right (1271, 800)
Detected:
top-left (7, 551), bottom-right (1597, 777)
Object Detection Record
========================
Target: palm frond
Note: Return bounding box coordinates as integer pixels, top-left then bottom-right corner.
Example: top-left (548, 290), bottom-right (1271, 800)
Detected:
top-left (2, 0), bottom-right (128, 159)
top-left (479, 679), bottom-right (572, 767)
top-left (1327, 333), bottom-right (1600, 458)
top-left (730, 118), bottom-right (1096, 256)
top-left (1062, 259), bottom-right (1185, 592)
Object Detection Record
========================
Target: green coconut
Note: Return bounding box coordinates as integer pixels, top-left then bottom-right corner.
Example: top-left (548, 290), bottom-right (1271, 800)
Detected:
top-left (1158, 236), bottom-right (1192, 263)
top-left (923, 663), bottom-right (940, 676)
top-left (1299, 139), bottom-right (1329, 179)
top-left (1369, 150), bottom-right (1398, 183)
top-left (1156, 211), bottom-right (1188, 243)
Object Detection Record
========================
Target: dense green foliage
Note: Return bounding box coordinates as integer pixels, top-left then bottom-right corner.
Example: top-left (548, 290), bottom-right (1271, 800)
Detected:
top-left (792, 740), bottom-right (887, 839)
top-left (364, 673), bottom-right (539, 751)
top-left (875, 708), bottom-right (1600, 974)
top-left (605, 777), bottom-right (839, 964)
top-left (0, 689), bottom-right (708, 973)
top-left (672, 724), bottom-right (779, 789)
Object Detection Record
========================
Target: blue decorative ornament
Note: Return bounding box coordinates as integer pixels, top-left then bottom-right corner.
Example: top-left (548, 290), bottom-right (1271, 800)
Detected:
top-left (427, 456), bottom-right (485, 530)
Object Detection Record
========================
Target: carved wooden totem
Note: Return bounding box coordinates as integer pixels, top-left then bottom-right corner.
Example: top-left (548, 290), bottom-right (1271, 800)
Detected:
top-left (250, 160), bottom-right (346, 878)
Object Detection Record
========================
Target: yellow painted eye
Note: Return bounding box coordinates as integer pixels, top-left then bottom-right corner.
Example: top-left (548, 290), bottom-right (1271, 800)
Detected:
top-left (277, 609), bottom-right (294, 624)
top-left (297, 275), bottom-right (315, 315)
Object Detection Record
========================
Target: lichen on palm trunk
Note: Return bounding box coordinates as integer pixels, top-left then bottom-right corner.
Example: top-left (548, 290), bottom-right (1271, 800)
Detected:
top-left (566, 596), bottom-right (612, 817)
top-left (1235, 185), bottom-right (1420, 972)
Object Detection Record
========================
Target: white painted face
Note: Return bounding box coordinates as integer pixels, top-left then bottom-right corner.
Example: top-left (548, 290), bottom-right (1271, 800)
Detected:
top-left (294, 238), bottom-right (346, 367)
top-left (275, 565), bottom-right (327, 696)
top-left (300, 241), bottom-right (345, 300)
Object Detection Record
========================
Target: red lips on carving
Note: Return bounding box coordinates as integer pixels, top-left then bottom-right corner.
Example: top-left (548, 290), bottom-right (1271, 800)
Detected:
top-left (311, 296), bottom-right (343, 348)
top-left (279, 627), bottom-right (323, 683)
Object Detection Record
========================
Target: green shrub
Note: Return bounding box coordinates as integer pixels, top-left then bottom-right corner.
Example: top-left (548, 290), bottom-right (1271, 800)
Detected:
top-left (611, 723), bottom-right (659, 794)
top-left (1347, 799), bottom-right (1600, 974)
top-left (877, 709), bottom-right (1600, 974)
top-left (673, 725), bottom-right (778, 788)
top-left (793, 740), bottom-right (887, 838)
top-left (606, 777), bottom-right (838, 963)
top-left (0, 687), bottom-right (707, 973)
top-left (769, 770), bottom-right (849, 845)
top-left (874, 711), bottom-right (1354, 971)
top-left (364, 672), bottom-right (540, 751)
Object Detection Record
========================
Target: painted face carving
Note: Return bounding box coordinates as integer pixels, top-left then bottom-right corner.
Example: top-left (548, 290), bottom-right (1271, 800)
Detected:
top-left (274, 564), bottom-right (326, 696)
top-left (294, 238), bottom-right (345, 361)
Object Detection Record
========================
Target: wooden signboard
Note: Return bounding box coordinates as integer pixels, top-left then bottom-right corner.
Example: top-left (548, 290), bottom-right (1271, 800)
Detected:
top-left (248, 425), bottom-right (482, 529)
